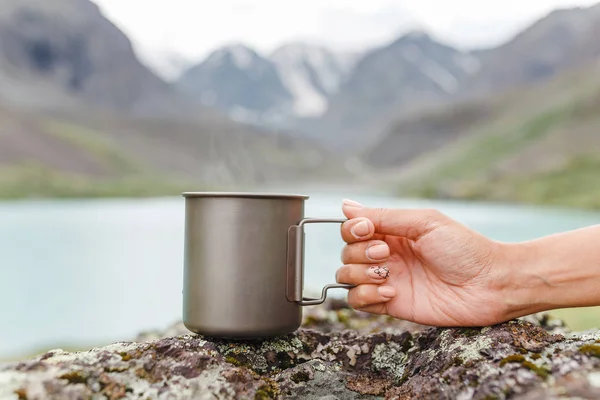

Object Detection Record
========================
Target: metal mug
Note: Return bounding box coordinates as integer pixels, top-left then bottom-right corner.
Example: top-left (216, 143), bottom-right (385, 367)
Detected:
top-left (181, 191), bottom-right (354, 338)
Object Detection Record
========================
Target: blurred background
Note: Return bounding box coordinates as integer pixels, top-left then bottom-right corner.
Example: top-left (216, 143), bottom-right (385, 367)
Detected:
top-left (1, 0), bottom-right (600, 361)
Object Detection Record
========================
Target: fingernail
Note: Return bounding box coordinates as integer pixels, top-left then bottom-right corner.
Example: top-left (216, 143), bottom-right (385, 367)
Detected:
top-left (343, 199), bottom-right (363, 208)
top-left (367, 265), bottom-right (389, 280)
top-left (366, 244), bottom-right (388, 261)
top-left (351, 220), bottom-right (369, 238)
top-left (378, 286), bottom-right (396, 299)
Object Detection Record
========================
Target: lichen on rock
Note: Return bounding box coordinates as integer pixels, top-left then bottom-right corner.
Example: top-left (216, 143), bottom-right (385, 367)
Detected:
top-left (3, 300), bottom-right (600, 399)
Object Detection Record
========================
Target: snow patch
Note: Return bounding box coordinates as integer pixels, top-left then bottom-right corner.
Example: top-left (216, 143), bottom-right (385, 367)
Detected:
top-left (453, 53), bottom-right (481, 74)
top-left (421, 58), bottom-right (460, 93)
top-left (273, 56), bottom-right (328, 116)
top-left (271, 44), bottom-right (351, 117)
top-left (401, 44), bottom-right (460, 93)
top-left (228, 45), bottom-right (254, 69)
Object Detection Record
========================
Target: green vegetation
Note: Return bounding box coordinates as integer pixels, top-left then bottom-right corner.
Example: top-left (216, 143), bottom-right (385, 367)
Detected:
top-left (397, 89), bottom-right (600, 210)
top-left (497, 154), bottom-right (600, 209)
top-left (0, 118), bottom-right (210, 199)
top-left (579, 343), bottom-right (600, 358)
top-left (499, 354), bottom-right (550, 378)
top-left (0, 162), bottom-right (201, 199)
top-left (0, 101), bottom-right (346, 200)
top-left (549, 307), bottom-right (600, 332)
top-left (43, 121), bottom-right (144, 175)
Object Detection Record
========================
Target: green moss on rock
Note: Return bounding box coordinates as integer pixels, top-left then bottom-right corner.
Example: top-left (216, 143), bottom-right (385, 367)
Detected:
top-left (580, 344), bottom-right (600, 357)
top-left (290, 370), bottom-right (311, 383)
top-left (500, 354), bottom-right (550, 379)
top-left (500, 354), bottom-right (526, 367)
top-left (58, 370), bottom-right (89, 384)
top-left (254, 379), bottom-right (279, 399)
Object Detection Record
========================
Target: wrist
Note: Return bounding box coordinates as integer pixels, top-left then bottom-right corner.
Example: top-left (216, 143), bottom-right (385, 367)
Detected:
top-left (494, 228), bottom-right (600, 321)
top-left (492, 240), bottom-right (558, 321)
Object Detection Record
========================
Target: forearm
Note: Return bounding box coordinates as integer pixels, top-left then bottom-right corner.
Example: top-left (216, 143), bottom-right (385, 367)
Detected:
top-left (500, 224), bottom-right (600, 319)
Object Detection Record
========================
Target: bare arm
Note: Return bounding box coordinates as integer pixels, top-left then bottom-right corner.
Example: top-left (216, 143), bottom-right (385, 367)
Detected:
top-left (500, 224), bottom-right (600, 319)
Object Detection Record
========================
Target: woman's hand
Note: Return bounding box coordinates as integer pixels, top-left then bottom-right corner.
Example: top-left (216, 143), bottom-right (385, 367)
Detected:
top-left (336, 199), bottom-right (515, 327)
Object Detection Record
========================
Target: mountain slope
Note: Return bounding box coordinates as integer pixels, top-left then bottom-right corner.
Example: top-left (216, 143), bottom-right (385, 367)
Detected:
top-left (0, 0), bottom-right (351, 198)
top-left (464, 3), bottom-right (600, 96)
top-left (176, 44), bottom-right (292, 125)
top-left (359, 2), bottom-right (600, 171)
top-left (316, 3), bottom-right (600, 154)
top-left (0, 105), bottom-right (349, 198)
top-left (175, 43), bottom-right (360, 127)
top-left (375, 62), bottom-right (600, 209)
top-left (287, 31), bottom-right (481, 151)
top-left (270, 43), bottom-right (357, 118)
top-left (0, 0), bottom-right (200, 119)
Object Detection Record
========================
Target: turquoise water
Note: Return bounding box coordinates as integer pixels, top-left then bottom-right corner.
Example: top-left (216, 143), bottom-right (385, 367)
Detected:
top-left (1, 192), bottom-right (600, 359)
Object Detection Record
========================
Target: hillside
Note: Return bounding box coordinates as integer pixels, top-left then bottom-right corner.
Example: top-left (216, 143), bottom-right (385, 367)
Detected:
top-left (308, 3), bottom-right (600, 153)
top-left (464, 3), bottom-right (600, 96)
top-left (372, 62), bottom-right (600, 210)
top-left (175, 43), bottom-right (358, 128)
top-left (0, 105), bottom-right (349, 199)
top-left (0, 0), bottom-right (350, 199)
top-left (309, 31), bottom-right (479, 151)
top-left (0, 0), bottom-right (204, 119)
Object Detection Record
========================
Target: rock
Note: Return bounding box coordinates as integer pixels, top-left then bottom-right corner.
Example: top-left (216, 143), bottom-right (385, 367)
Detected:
top-left (2, 300), bottom-right (600, 399)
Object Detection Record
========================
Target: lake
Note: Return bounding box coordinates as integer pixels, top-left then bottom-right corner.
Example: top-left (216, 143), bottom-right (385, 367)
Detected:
top-left (2, 190), bottom-right (600, 360)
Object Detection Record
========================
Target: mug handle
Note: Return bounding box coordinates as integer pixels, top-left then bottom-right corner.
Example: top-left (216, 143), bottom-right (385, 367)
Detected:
top-left (286, 218), bottom-right (356, 306)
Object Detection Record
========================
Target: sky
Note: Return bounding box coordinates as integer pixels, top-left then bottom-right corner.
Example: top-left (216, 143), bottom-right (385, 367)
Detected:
top-left (91, 0), bottom-right (598, 79)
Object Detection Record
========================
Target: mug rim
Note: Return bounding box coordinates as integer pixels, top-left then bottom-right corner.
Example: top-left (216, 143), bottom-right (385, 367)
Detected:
top-left (181, 191), bottom-right (309, 199)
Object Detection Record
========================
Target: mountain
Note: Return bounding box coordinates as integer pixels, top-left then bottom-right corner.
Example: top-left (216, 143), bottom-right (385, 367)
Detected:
top-left (305, 30), bottom-right (480, 151)
top-left (0, 0), bottom-right (200, 119)
top-left (173, 31), bottom-right (476, 150)
top-left (269, 43), bottom-right (357, 118)
top-left (373, 61), bottom-right (600, 210)
top-left (174, 32), bottom-right (473, 145)
top-left (176, 44), bottom-right (292, 125)
top-left (175, 43), bottom-right (360, 127)
top-left (0, 0), bottom-right (351, 198)
top-left (362, 3), bottom-right (600, 156)
top-left (0, 103), bottom-right (350, 198)
top-left (464, 3), bottom-right (600, 96)
top-left (363, 2), bottom-right (600, 171)
top-left (170, 3), bottom-right (600, 157)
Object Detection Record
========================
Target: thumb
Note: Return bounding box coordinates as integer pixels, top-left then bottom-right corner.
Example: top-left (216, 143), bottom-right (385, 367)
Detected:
top-left (342, 199), bottom-right (447, 240)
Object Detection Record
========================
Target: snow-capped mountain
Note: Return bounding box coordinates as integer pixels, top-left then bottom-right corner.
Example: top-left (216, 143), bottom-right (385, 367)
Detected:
top-left (175, 43), bottom-right (359, 126)
top-left (173, 32), bottom-right (482, 134)
top-left (292, 30), bottom-right (482, 150)
top-left (176, 44), bottom-right (293, 124)
top-left (269, 43), bottom-right (359, 117)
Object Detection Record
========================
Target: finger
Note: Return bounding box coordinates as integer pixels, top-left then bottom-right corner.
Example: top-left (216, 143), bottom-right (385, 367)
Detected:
top-left (340, 217), bottom-right (375, 243)
top-left (342, 199), bottom-right (449, 240)
top-left (347, 284), bottom-right (396, 309)
top-left (336, 264), bottom-right (390, 285)
top-left (341, 240), bottom-right (390, 264)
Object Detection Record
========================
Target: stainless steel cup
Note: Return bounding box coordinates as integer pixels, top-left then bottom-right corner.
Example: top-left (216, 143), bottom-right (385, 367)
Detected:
top-left (181, 192), bottom-right (353, 338)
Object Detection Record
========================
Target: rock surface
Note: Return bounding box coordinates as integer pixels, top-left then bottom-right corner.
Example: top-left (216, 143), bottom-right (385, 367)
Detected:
top-left (3, 300), bottom-right (600, 399)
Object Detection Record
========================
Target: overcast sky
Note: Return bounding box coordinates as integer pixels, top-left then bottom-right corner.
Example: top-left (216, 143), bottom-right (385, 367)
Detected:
top-left (92, 0), bottom-right (598, 75)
